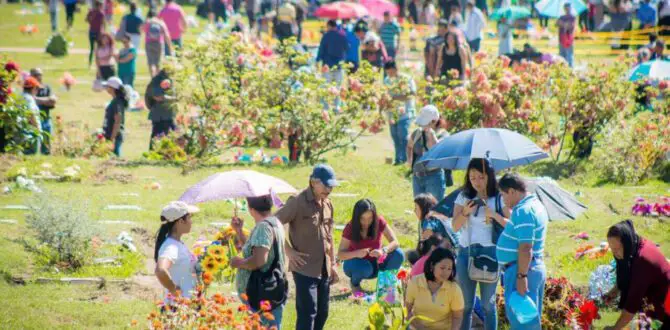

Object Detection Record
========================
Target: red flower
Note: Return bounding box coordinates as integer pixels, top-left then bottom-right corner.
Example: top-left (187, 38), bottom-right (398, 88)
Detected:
top-left (397, 269), bottom-right (408, 281)
top-left (4, 61), bottom-right (19, 73)
top-left (96, 133), bottom-right (105, 140)
top-left (664, 287), bottom-right (670, 316)
top-left (576, 300), bottom-right (599, 328)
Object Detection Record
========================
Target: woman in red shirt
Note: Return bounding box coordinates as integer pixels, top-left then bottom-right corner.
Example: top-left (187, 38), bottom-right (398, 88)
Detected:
top-left (604, 220), bottom-right (670, 330)
top-left (338, 199), bottom-right (403, 294)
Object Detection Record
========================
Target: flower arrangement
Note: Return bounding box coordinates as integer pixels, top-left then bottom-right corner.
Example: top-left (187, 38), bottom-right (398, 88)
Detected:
top-left (632, 197), bottom-right (670, 217)
top-left (575, 242), bottom-right (610, 260)
top-left (59, 72), bottom-right (76, 91)
top-left (19, 24), bottom-right (38, 34)
top-left (197, 242), bottom-right (236, 286)
top-left (143, 291), bottom-right (277, 329)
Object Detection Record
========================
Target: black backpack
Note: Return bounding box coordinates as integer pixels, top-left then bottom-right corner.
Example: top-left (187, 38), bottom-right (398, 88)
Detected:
top-left (246, 220), bottom-right (288, 311)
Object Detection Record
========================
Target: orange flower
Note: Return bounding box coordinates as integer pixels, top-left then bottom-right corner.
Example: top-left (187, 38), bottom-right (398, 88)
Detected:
top-left (263, 312), bottom-right (275, 321)
top-left (260, 300), bottom-right (272, 312)
top-left (238, 305), bottom-right (249, 312)
top-left (202, 271), bottom-right (214, 285)
top-left (148, 311), bottom-right (158, 319)
top-left (213, 293), bottom-right (225, 304)
top-left (130, 320), bottom-right (138, 326)
top-left (240, 293), bottom-right (249, 301)
top-left (199, 310), bottom-right (207, 318)
top-left (152, 319), bottom-right (163, 329)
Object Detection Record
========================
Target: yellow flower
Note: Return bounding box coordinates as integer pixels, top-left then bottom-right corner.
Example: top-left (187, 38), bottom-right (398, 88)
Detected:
top-left (193, 246), bottom-right (204, 257)
top-left (201, 256), bottom-right (219, 273)
top-left (207, 245), bottom-right (226, 258)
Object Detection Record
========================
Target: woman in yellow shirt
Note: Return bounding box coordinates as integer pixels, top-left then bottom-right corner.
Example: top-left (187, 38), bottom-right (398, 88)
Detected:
top-left (405, 247), bottom-right (464, 330)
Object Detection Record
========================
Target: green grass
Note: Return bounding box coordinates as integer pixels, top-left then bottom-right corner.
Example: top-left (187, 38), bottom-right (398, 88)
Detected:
top-left (1, 2), bottom-right (669, 328)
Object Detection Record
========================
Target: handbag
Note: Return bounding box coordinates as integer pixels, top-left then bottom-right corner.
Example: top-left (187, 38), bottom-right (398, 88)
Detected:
top-left (467, 203), bottom-right (500, 283)
top-left (245, 220), bottom-right (288, 311)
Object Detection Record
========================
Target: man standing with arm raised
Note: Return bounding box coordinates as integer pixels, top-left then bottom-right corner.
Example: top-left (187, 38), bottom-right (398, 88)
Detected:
top-left (275, 164), bottom-right (340, 330)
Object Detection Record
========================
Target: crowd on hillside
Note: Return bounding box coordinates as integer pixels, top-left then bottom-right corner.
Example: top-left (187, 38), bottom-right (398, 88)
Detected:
top-left (155, 162), bottom-right (670, 329)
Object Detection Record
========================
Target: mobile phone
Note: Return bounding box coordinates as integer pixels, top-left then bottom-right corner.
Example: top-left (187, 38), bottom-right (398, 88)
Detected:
top-left (471, 198), bottom-right (486, 207)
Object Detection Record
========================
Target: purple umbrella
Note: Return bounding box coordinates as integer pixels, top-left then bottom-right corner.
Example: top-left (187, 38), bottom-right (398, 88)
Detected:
top-left (179, 170), bottom-right (298, 206)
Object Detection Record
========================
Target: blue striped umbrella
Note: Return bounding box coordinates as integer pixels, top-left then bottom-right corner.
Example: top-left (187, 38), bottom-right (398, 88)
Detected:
top-left (628, 60), bottom-right (670, 82)
top-left (534, 0), bottom-right (587, 18)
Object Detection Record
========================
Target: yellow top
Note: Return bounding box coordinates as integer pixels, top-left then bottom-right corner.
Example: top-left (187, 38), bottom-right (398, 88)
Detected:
top-left (405, 274), bottom-right (464, 330)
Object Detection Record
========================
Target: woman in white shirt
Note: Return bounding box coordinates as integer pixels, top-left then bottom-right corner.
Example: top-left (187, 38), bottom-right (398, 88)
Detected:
top-left (154, 201), bottom-right (200, 302)
top-left (452, 158), bottom-right (511, 330)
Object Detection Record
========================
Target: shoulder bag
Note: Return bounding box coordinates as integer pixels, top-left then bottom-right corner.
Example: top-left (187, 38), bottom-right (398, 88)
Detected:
top-left (467, 201), bottom-right (500, 283)
top-left (245, 220), bottom-right (288, 311)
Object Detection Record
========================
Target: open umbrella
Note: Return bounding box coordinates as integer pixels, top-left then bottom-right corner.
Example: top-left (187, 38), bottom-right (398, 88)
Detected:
top-left (179, 170), bottom-right (298, 214)
top-left (417, 128), bottom-right (548, 171)
top-left (628, 60), bottom-right (670, 82)
top-left (360, 0), bottom-right (399, 19)
top-left (534, 0), bottom-right (587, 18)
top-left (489, 6), bottom-right (531, 21)
top-left (314, 1), bottom-right (369, 19)
top-left (433, 177), bottom-right (587, 221)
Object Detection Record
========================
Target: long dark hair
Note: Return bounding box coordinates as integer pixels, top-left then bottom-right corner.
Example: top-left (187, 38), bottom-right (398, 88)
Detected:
top-left (462, 158), bottom-right (499, 199)
top-left (350, 199), bottom-right (379, 243)
top-left (444, 31), bottom-right (461, 50)
top-left (607, 220), bottom-right (641, 309)
top-left (424, 247), bottom-right (456, 282)
top-left (112, 85), bottom-right (130, 108)
top-left (418, 234), bottom-right (443, 257)
top-left (154, 216), bottom-right (179, 262)
top-left (414, 193), bottom-right (438, 220)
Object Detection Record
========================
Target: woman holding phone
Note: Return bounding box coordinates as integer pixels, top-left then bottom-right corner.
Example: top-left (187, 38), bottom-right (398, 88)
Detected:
top-left (452, 158), bottom-right (511, 330)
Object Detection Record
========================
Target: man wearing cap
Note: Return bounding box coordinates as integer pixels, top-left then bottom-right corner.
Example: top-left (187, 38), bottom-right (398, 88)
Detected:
top-left (424, 19), bottom-right (449, 78)
top-left (276, 164), bottom-right (339, 330)
top-left (30, 68), bottom-right (57, 155)
top-left (464, 0), bottom-right (487, 52)
top-left (379, 11), bottom-right (402, 60)
top-left (557, 2), bottom-right (576, 67)
top-left (407, 105), bottom-right (445, 199)
top-left (155, 201), bottom-right (200, 301)
top-left (21, 77), bottom-right (43, 155)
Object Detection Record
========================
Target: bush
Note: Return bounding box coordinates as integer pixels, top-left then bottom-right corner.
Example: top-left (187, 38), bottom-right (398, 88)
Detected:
top-left (0, 58), bottom-right (43, 153)
top-left (26, 194), bottom-right (100, 270)
top-left (592, 112), bottom-right (670, 184)
top-left (50, 118), bottom-right (114, 159)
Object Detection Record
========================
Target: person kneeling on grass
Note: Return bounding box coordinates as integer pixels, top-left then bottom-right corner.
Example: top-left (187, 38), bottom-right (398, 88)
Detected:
top-left (338, 199), bottom-right (404, 294)
top-left (154, 201), bottom-right (200, 303)
top-left (405, 247), bottom-right (464, 330)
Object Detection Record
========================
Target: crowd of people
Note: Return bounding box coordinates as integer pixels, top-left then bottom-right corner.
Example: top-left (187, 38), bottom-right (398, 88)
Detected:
top-left (153, 162), bottom-right (670, 329)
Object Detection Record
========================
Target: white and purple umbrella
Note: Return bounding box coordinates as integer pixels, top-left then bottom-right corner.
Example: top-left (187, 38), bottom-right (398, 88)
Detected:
top-left (179, 170), bottom-right (298, 206)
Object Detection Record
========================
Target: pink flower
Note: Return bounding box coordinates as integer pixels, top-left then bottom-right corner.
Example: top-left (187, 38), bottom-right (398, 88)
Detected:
top-left (236, 55), bottom-right (245, 65)
top-left (328, 86), bottom-right (339, 96)
top-left (321, 110), bottom-right (331, 122)
top-left (500, 55), bottom-right (511, 68)
top-left (260, 48), bottom-right (273, 57)
top-left (477, 93), bottom-right (493, 107)
top-left (498, 78), bottom-right (512, 93)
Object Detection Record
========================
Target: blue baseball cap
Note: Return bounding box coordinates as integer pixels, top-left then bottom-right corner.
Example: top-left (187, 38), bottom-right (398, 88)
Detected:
top-left (311, 164), bottom-right (339, 188)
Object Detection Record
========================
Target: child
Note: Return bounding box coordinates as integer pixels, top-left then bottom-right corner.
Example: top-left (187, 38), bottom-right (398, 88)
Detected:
top-left (116, 34), bottom-right (137, 87)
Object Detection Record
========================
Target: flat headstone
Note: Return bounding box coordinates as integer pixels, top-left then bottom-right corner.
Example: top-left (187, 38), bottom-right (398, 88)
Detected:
top-left (2, 205), bottom-right (29, 210)
top-left (330, 193), bottom-right (359, 198)
top-left (99, 220), bottom-right (136, 225)
top-left (334, 224), bottom-right (345, 231)
top-left (93, 257), bottom-right (120, 265)
top-left (210, 221), bottom-right (230, 228)
top-left (104, 205), bottom-right (143, 211)
top-left (0, 219), bottom-right (18, 224)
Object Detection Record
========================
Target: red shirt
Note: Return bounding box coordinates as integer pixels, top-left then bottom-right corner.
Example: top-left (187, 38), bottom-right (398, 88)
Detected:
top-left (625, 239), bottom-right (670, 319)
top-left (87, 9), bottom-right (105, 33)
top-left (342, 216), bottom-right (388, 262)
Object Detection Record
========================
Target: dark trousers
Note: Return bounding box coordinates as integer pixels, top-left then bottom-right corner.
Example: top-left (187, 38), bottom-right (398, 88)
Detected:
top-left (89, 31), bottom-right (99, 66)
top-left (539, 15), bottom-right (549, 28)
top-left (247, 9), bottom-right (255, 29)
top-left (150, 119), bottom-right (176, 150)
top-left (65, 3), bottom-right (76, 28)
top-left (293, 268), bottom-right (329, 330)
top-left (467, 38), bottom-right (481, 52)
top-left (660, 16), bottom-right (670, 37)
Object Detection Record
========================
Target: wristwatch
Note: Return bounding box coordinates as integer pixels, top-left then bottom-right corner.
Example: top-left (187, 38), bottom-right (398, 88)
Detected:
top-left (517, 273), bottom-right (528, 279)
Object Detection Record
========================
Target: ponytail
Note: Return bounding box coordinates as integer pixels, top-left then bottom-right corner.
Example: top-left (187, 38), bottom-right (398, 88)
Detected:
top-left (154, 216), bottom-right (177, 262)
top-left (114, 85), bottom-right (130, 108)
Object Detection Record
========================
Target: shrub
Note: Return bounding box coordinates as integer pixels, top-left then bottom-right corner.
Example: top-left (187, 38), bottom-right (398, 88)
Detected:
top-left (50, 118), bottom-right (114, 159)
top-left (0, 58), bottom-right (43, 153)
top-left (26, 194), bottom-right (99, 270)
top-left (592, 112), bottom-right (670, 184)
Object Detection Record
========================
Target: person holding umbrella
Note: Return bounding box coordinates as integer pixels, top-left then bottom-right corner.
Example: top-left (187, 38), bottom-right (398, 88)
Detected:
top-left (275, 164), bottom-right (340, 330)
top-left (557, 2), bottom-right (576, 67)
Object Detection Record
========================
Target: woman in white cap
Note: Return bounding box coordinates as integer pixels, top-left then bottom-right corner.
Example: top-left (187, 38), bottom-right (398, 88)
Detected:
top-left (154, 201), bottom-right (200, 302)
top-left (407, 104), bottom-right (446, 200)
top-left (102, 77), bottom-right (129, 157)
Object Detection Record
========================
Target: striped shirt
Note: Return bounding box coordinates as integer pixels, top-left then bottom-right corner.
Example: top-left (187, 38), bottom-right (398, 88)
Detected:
top-left (379, 21), bottom-right (401, 51)
top-left (495, 195), bottom-right (548, 264)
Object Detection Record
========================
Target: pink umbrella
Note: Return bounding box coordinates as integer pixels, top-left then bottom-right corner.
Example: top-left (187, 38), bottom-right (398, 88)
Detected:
top-left (360, 0), bottom-right (399, 19)
top-left (179, 170), bottom-right (297, 206)
top-left (314, 1), bottom-right (369, 20)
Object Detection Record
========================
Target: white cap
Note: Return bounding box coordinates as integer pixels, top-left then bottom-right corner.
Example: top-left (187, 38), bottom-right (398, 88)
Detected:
top-left (415, 105), bottom-right (440, 126)
top-left (102, 77), bottom-right (123, 90)
top-left (161, 201), bottom-right (200, 223)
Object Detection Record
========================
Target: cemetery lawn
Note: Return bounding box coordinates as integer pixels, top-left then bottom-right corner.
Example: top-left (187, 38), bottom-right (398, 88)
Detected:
top-left (0, 3), bottom-right (667, 329)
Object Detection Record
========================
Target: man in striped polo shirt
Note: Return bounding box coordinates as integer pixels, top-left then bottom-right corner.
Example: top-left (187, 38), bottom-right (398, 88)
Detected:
top-left (378, 11), bottom-right (402, 60)
top-left (496, 173), bottom-right (548, 329)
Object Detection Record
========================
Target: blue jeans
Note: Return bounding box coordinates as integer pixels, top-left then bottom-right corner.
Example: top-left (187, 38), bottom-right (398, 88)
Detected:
top-left (113, 136), bottom-right (122, 157)
top-left (294, 269), bottom-right (330, 330)
top-left (343, 249), bottom-right (404, 287)
top-left (412, 170), bottom-right (446, 200)
top-left (389, 118), bottom-right (410, 164)
top-left (50, 10), bottom-right (58, 32)
top-left (321, 68), bottom-right (344, 113)
top-left (40, 118), bottom-right (52, 155)
top-left (468, 38), bottom-right (481, 52)
top-left (457, 248), bottom-right (498, 330)
top-left (503, 258), bottom-right (546, 330)
top-left (559, 45), bottom-right (574, 67)
top-left (386, 47), bottom-right (397, 60)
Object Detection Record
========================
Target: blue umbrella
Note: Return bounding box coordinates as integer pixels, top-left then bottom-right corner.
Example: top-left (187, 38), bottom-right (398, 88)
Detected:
top-left (534, 0), bottom-right (587, 18)
top-left (628, 60), bottom-right (670, 82)
top-left (418, 128), bottom-right (549, 171)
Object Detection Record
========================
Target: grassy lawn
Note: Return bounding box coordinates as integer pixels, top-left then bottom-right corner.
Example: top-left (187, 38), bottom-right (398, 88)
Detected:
top-left (1, 2), bottom-right (668, 329)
